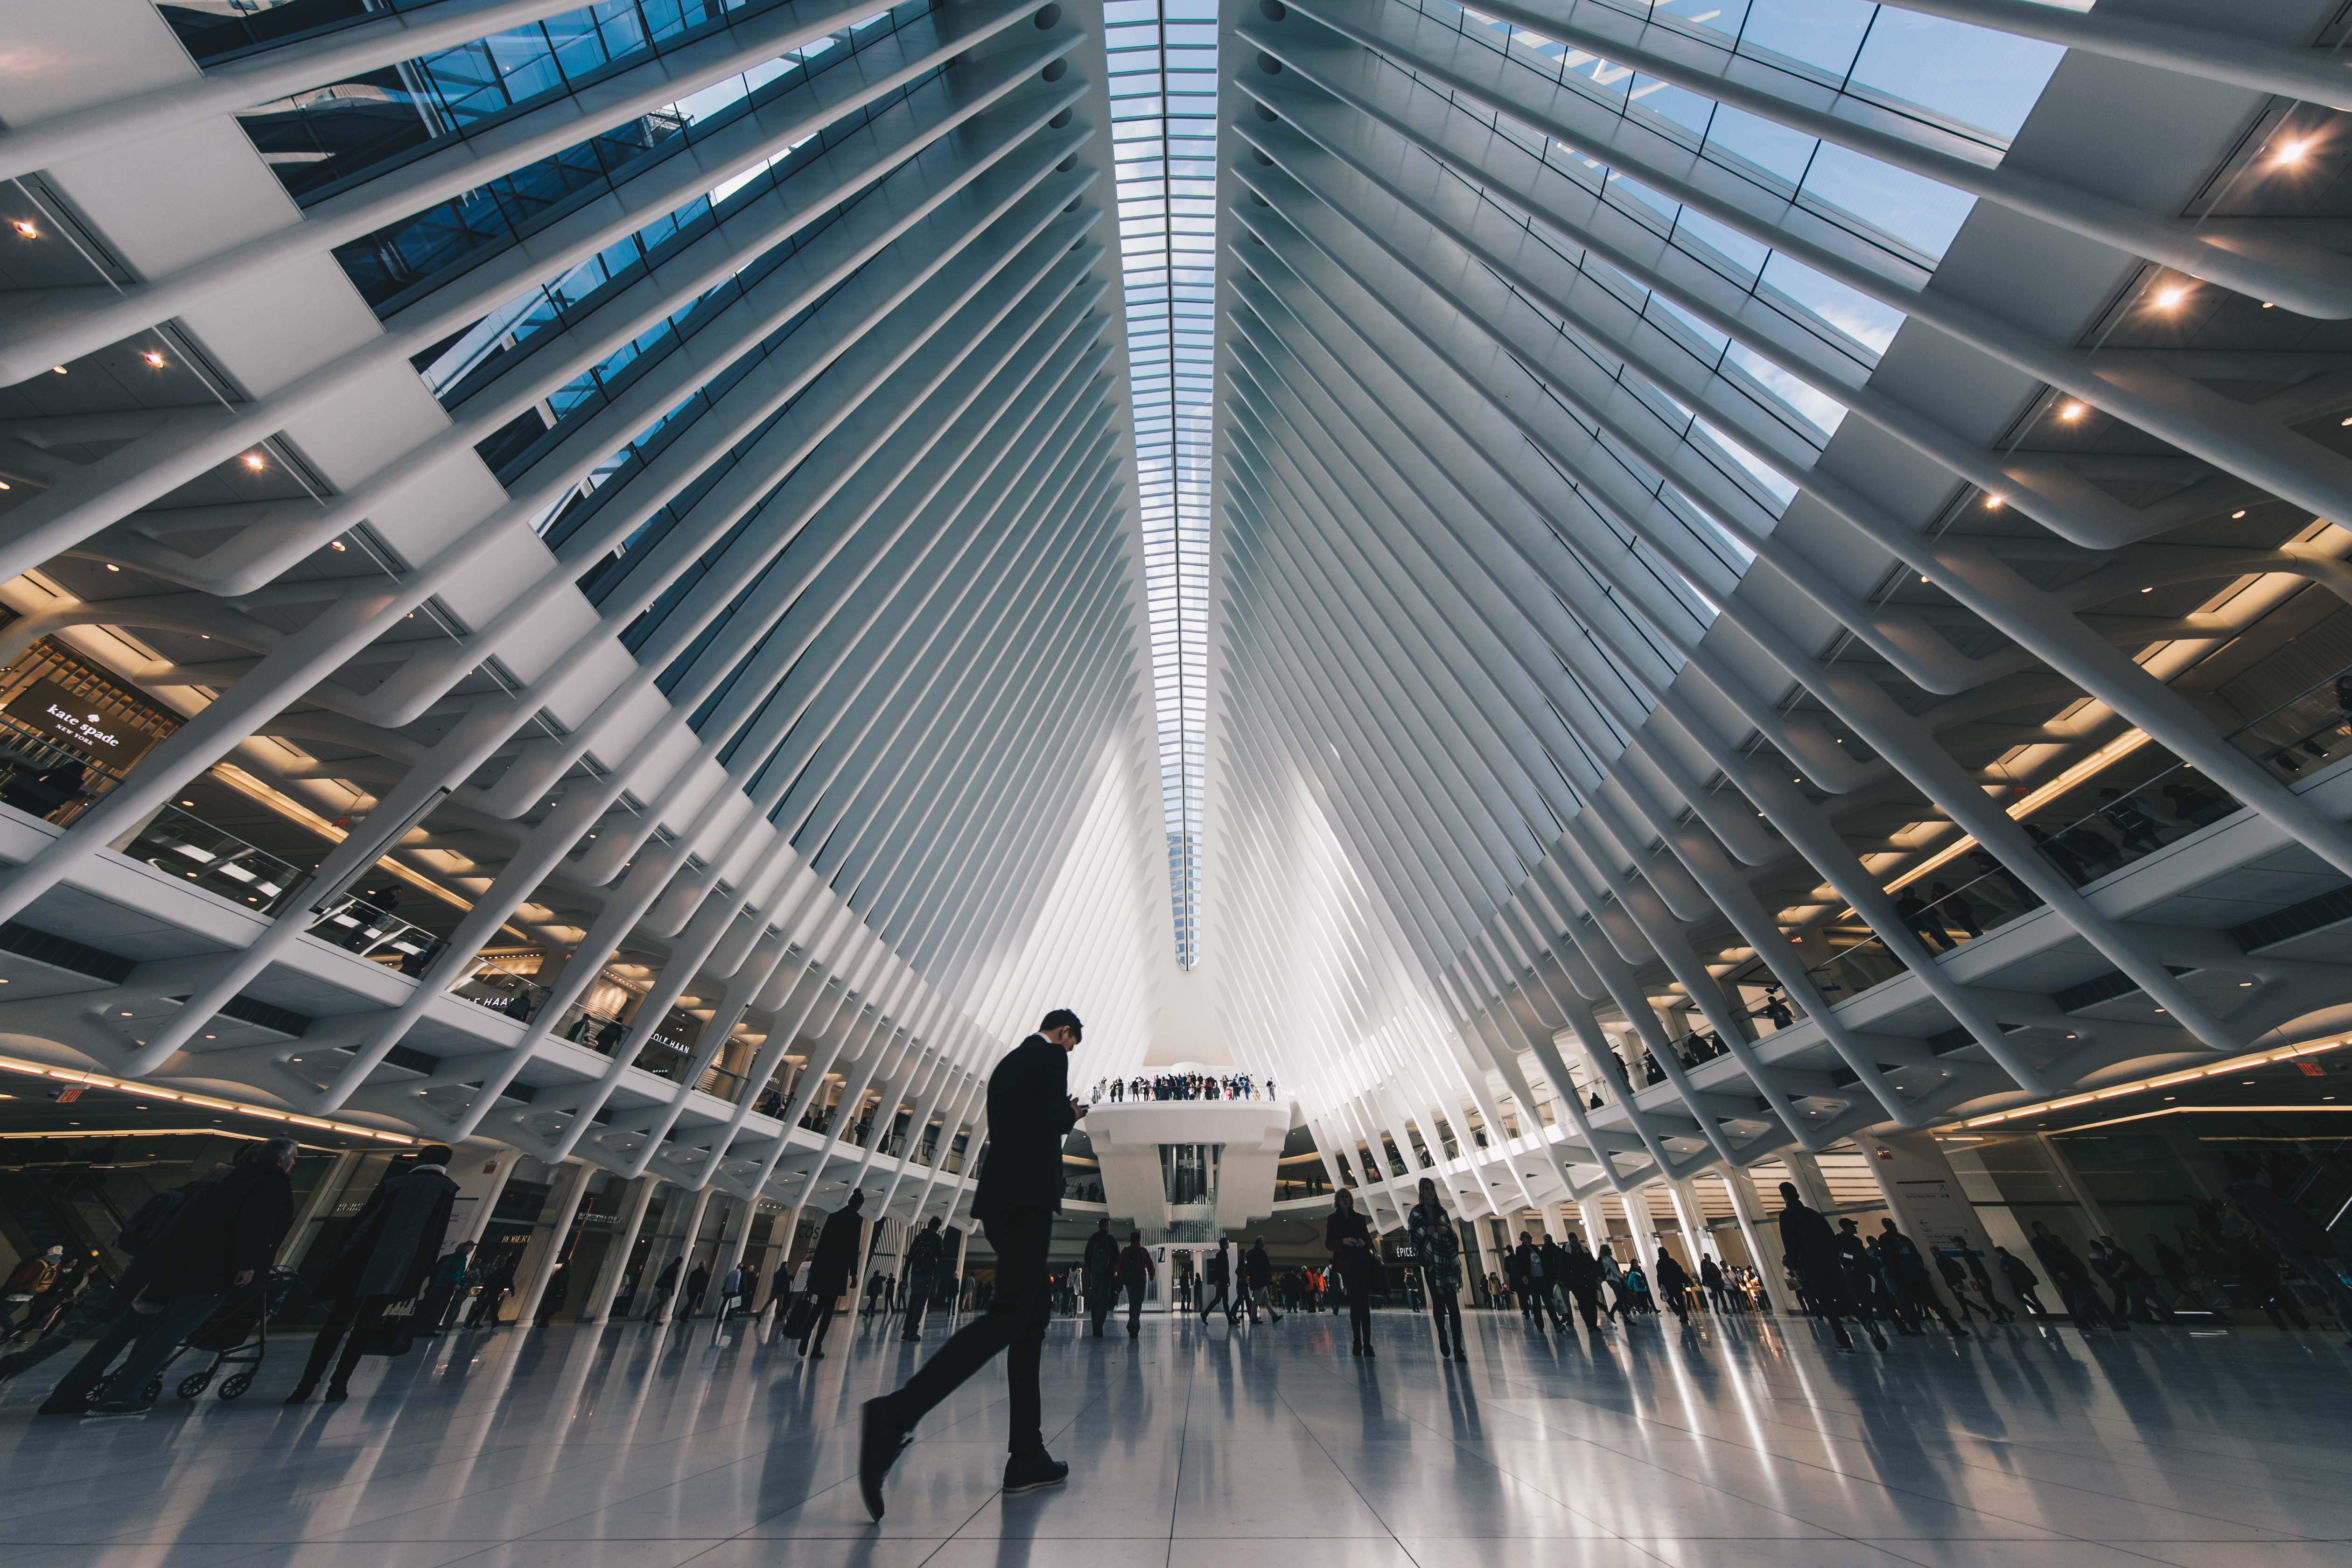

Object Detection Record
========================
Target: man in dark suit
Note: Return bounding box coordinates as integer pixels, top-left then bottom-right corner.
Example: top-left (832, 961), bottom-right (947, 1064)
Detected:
top-left (862, 1009), bottom-right (1084, 1518)
top-left (1082, 1218), bottom-right (1119, 1337)
top-left (800, 1190), bottom-right (865, 1358)
top-left (1777, 1180), bottom-right (1858, 1351)
top-left (1120, 1230), bottom-right (1155, 1338)
top-left (288, 1144), bottom-right (459, 1401)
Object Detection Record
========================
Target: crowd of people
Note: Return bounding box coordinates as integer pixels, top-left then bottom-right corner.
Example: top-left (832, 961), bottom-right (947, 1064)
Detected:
top-left (1484, 1219), bottom-right (1765, 1331)
top-left (7, 1001), bottom-right (2349, 1486)
top-left (1094, 1071), bottom-right (1272, 1103)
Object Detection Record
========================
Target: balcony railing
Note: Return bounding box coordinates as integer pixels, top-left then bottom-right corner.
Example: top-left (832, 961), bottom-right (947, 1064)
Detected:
top-left (308, 891), bottom-right (441, 970)
top-left (125, 804), bottom-right (306, 914)
top-left (2226, 665), bottom-right (2352, 782)
top-left (451, 958), bottom-right (550, 1021)
top-left (1785, 759), bottom-right (2240, 1006)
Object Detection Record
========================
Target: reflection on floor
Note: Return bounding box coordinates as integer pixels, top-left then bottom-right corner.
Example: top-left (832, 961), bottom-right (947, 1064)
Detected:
top-left (2, 1302), bottom-right (2350, 1568)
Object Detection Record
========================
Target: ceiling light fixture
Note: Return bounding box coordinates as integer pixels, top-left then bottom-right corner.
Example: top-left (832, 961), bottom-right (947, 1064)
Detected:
top-left (2278, 138), bottom-right (2312, 163)
top-left (11, 220), bottom-right (36, 238)
top-left (241, 453), bottom-right (266, 470)
top-left (2058, 402), bottom-right (2085, 421)
top-left (2155, 286), bottom-right (2186, 308)
top-left (142, 350), bottom-right (166, 368)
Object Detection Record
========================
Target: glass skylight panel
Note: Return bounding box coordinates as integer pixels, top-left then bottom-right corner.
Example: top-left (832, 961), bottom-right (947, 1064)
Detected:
top-left (1108, 0), bottom-right (1217, 969)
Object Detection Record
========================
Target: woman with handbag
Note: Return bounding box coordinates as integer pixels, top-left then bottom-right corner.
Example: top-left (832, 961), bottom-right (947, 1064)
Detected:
top-left (287, 1145), bottom-right (457, 1403)
top-left (1325, 1188), bottom-right (1379, 1358)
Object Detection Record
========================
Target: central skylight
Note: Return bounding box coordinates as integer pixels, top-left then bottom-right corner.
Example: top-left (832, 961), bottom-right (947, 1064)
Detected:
top-left (1106, 0), bottom-right (1218, 968)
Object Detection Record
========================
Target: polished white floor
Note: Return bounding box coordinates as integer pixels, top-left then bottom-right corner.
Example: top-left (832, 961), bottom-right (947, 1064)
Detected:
top-left (2, 1300), bottom-right (2350, 1568)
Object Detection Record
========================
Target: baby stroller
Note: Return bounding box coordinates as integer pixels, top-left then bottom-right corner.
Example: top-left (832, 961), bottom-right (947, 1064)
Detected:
top-left (95, 1267), bottom-right (309, 1404)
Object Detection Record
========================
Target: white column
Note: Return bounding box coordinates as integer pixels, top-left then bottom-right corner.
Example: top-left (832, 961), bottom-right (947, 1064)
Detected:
top-left (2036, 1134), bottom-right (2118, 1236)
top-left (653, 1186), bottom-right (713, 1324)
top-left (579, 1176), bottom-right (658, 1323)
top-left (507, 1160), bottom-right (593, 1326)
top-left (714, 1195), bottom-right (757, 1283)
top-left (449, 1141), bottom-right (520, 1248)
top-left (1719, 1166), bottom-right (1798, 1314)
top-left (1622, 1185), bottom-right (1668, 1268)
top-left (1575, 1197), bottom-right (1612, 1260)
top-left (1869, 1130), bottom-right (2033, 1317)
top-left (1784, 1150), bottom-right (1839, 1215)
top-left (1663, 1178), bottom-right (1711, 1272)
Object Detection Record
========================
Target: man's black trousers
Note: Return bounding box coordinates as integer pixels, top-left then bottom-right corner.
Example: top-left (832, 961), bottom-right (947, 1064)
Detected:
top-left (901, 1272), bottom-right (933, 1337)
top-left (1087, 1270), bottom-right (1113, 1334)
top-left (886, 1209), bottom-right (1052, 1456)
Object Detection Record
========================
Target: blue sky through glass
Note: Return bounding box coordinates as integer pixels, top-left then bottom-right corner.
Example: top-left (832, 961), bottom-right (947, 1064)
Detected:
top-left (1106, 0), bottom-right (1217, 968)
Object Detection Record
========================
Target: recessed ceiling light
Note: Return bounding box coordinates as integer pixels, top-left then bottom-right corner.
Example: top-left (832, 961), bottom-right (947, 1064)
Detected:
top-left (2278, 139), bottom-right (2311, 163)
top-left (2232, 509), bottom-right (2247, 518)
top-left (50, 366), bottom-right (66, 375)
top-left (1983, 495), bottom-right (2003, 510)
top-left (242, 453), bottom-right (266, 470)
top-left (142, 351), bottom-right (165, 368)
top-left (105, 563), bottom-right (119, 572)
top-left (11, 220), bottom-right (36, 238)
top-left (2058, 402), bottom-right (2085, 421)
top-left (2155, 286), bottom-right (2186, 308)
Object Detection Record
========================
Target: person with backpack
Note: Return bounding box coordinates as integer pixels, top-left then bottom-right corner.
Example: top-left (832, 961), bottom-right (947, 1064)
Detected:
top-left (1778, 1181), bottom-right (1862, 1350)
top-left (1119, 1231), bottom-right (1155, 1338)
top-left (2224, 1153), bottom-right (2352, 1341)
top-left (1877, 1218), bottom-right (1969, 1338)
top-left (2030, 1222), bottom-right (2119, 1330)
top-left (1654, 1249), bottom-right (1694, 1323)
top-left (1406, 1178), bottom-right (1464, 1360)
top-left (903, 1217), bottom-right (946, 1340)
top-left (1080, 1218), bottom-right (1120, 1337)
top-left (419, 1241), bottom-right (476, 1334)
top-left (1994, 1246), bottom-right (2045, 1316)
top-left (800, 1190), bottom-right (865, 1358)
top-left (0, 1175), bottom-right (212, 1393)
top-left (48, 1137), bottom-right (298, 1416)
top-left (1561, 1232), bottom-right (1606, 1330)
top-left (645, 1256), bottom-right (681, 1322)
top-left (2, 1246), bottom-right (64, 1339)
top-left (1243, 1238), bottom-right (1281, 1325)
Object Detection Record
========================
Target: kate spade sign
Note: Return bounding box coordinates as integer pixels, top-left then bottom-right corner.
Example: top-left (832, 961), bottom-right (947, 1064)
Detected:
top-left (4, 680), bottom-right (161, 766)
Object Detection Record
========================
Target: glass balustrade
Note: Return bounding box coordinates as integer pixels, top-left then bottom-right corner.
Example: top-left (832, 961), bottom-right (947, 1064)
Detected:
top-left (1796, 759), bottom-right (2241, 1003)
top-left (2227, 663), bottom-right (2352, 782)
top-left (124, 805), bottom-right (307, 915)
top-left (306, 891), bottom-right (442, 970)
top-left (238, 0), bottom-right (816, 205)
top-left (451, 959), bottom-right (551, 1022)
top-left (155, 0), bottom-right (431, 68)
top-left (333, 5), bottom-right (926, 315)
